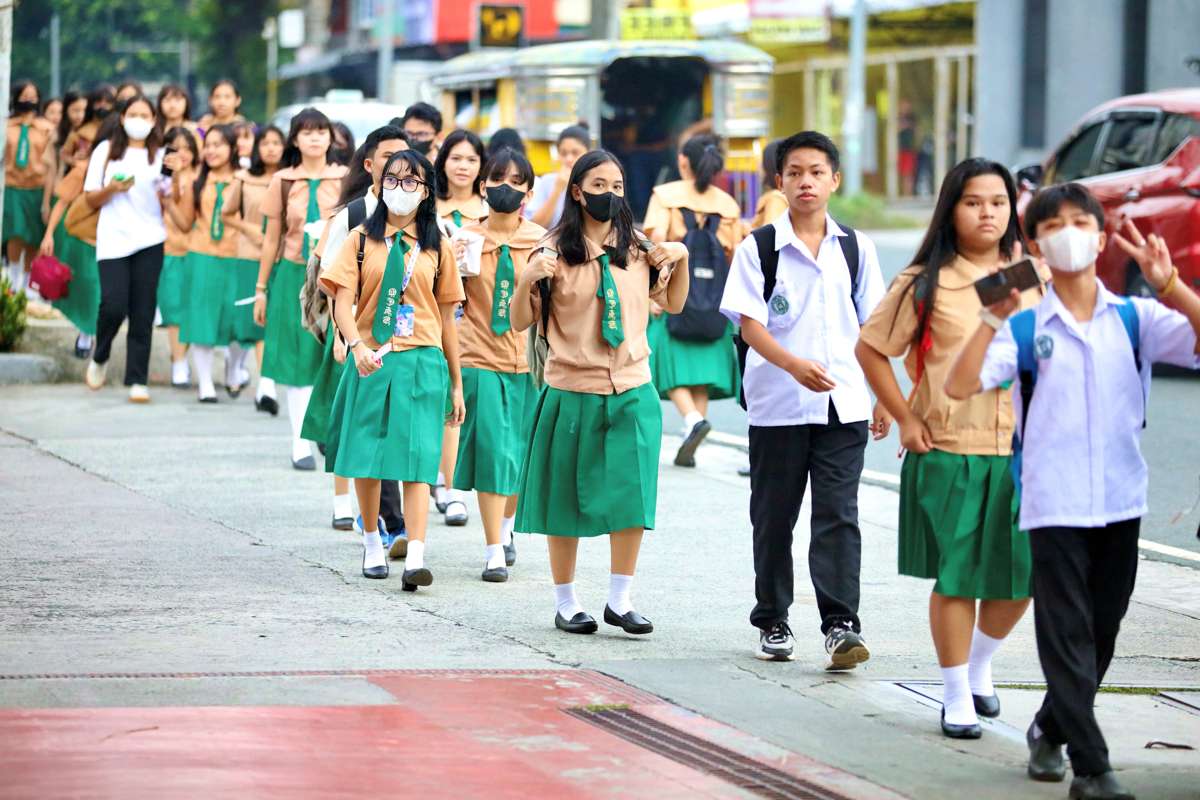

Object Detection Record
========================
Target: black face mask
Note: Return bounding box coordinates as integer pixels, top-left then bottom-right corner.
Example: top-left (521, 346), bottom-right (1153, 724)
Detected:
top-left (94, 107), bottom-right (112, 120)
top-left (581, 190), bottom-right (623, 223)
top-left (486, 184), bottom-right (525, 214)
top-left (13, 100), bottom-right (37, 114)
top-left (411, 138), bottom-right (432, 155)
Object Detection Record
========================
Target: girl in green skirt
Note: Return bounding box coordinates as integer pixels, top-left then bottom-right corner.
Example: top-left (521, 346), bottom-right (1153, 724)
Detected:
top-left (157, 126), bottom-right (199, 386)
top-left (252, 108), bottom-right (348, 470)
top-left (453, 148), bottom-right (546, 582)
top-left (320, 149), bottom-right (465, 587)
top-left (165, 124), bottom-right (241, 402)
top-left (40, 159), bottom-right (99, 358)
top-left (511, 150), bottom-right (691, 636)
top-left (5, 81), bottom-right (55, 291)
top-left (857, 158), bottom-right (1043, 738)
top-left (642, 134), bottom-right (744, 468)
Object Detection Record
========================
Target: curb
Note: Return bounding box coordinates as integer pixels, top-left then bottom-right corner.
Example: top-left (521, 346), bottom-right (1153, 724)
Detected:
top-left (0, 353), bottom-right (61, 385)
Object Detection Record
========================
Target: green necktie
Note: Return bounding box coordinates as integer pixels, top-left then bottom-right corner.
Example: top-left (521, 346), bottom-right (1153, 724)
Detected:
top-left (596, 251), bottom-right (624, 348)
top-left (14, 124), bottom-right (29, 169)
top-left (302, 178), bottom-right (321, 260)
top-left (491, 244), bottom-right (514, 335)
top-left (452, 210), bottom-right (463, 228)
top-left (373, 233), bottom-right (410, 343)
top-left (210, 181), bottom-right (228, 241)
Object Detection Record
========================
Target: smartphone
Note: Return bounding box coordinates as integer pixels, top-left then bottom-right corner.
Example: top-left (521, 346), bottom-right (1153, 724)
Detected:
top-left (974, 257), bottom-right (1041, 306)
top-left (637, 236), bottom-right (656, 254)
top-left (161, 145), bottom-right (177, 177)
top-left (111, 173), bottom-right (130, 183)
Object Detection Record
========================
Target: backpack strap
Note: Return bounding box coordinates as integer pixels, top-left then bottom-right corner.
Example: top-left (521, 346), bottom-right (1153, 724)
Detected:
top-left (355, 229), bottom-right (366, 271)
top-left (834, 219), bottom-right (861, 315)
top-left (1010, 308), bottom-right (1038, 439)
top-left (347, 195), bottom-right (367, 232)
top-left (275, 178), bottom-right (294, 262)
top-left (750, 225), bottom-right (779, 303)
top-left (680, 207), bottom-right (698, 232)
top-left (1115, 298), bottom-right (1145, 427)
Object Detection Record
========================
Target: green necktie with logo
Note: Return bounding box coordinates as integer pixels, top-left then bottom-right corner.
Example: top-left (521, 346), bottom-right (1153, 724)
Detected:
top-left (302, 178), bottom-right (321, 260)
top-left (596, 251), bottom-right (624, 348)
top-left (373, 232), bottom-right (410, 343)
top-left (210, 182), bottom-right (228, 241)
top-left (14, 124), bottom-right (29, 169)
top-left (491, 244), bottom-right (514, 335)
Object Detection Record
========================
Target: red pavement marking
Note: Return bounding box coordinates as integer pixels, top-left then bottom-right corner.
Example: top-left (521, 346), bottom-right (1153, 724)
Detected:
top-left (0, 670), bottom-right (898, 800)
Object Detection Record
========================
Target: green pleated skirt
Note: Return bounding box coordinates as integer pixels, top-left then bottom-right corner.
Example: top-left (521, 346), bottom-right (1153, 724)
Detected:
top-left (300, 321), bottom-right (342, 446)
top-left (648, 314), bottom-right (740, 401)
top-left (230, 258), bottom-right (265, 343)
top-left (179, 252), bottom-right (238, 346)
top-left (325, 346), bottom-right (449, 482)
top-left (157, 253), bottom-right (189, 326)
top-left (515, 382), bottom-right (661, 537)
top-left (261, 258), bottom-right (322, 386)
top-left (50, 221), bottom-right (99, 335)
top-left (453, 367), bottom-right (537, 496)
top-left (2, 186), bottom-right (45, 246)
top-left (899, 449), bottom-right (1031, 600)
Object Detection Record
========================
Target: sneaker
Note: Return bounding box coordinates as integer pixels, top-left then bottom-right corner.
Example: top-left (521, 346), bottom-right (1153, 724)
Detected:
top-left (756, 621), bottom-right (795, 661)
top-left (824, 623), bottom-right (871, 671)
top-left (673, 419), bottom-right (712, 467)
top-left (388, 525), bottom-right (408, 559)
top-left (128, 384), bottom-right (150, 404)
top-left (84, 359), bottom-right (107, 390)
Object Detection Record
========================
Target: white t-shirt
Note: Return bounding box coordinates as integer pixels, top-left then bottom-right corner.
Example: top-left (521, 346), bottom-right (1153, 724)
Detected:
top-left (524, 173), bottom-right (565, 228)
top-left (84, 139), bottom-right (167, 261)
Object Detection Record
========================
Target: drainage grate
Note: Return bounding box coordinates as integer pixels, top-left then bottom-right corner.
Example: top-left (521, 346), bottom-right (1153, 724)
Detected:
top-left (565, 707), bottom-right (856, 800)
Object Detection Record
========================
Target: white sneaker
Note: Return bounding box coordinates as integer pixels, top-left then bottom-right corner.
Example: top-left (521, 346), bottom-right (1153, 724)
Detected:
top-left (128, 384), bottom-right (150, 403)
top-left (85, 360), bottom-right (107, 390)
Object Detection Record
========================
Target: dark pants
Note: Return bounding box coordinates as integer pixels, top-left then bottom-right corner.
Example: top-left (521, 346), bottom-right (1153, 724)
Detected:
top-left (94, 243), bottom-right (164, 386)
top-left (1031, 518), bottom-right (1140, 777)
top-left (380, 480), bottom-right (404, 533)
top-left (748, 402), bottom-right (869, 634)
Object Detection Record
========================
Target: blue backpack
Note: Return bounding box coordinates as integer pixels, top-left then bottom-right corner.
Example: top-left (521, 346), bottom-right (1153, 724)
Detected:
top-left (1008, 300), bottom-right (1142, 494)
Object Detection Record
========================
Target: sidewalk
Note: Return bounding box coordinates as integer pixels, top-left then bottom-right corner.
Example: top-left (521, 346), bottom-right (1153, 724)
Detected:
top-left (0, 384), bottom-right (1197, 799)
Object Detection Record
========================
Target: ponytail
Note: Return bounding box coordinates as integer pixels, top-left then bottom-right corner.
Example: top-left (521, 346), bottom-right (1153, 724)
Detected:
top-left (681, 133), bottom-right (723, 193)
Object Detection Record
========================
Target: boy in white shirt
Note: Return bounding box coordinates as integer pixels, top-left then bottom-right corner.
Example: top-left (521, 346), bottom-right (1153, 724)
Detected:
top-left (947, 183), bottom-right (1200, 800)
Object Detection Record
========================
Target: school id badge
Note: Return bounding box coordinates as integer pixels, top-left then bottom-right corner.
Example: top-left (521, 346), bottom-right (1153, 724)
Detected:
top-left (394, 304), bottom-right (416, 337)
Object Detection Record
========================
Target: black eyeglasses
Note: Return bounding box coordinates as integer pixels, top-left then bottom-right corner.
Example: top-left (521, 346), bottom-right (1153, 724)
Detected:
top-left (382, 175), bottom-right (425, 192)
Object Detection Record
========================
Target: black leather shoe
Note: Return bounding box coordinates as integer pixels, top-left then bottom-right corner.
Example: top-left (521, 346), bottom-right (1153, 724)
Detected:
top-left (199, 395), bottom-right (218, 404)
top-left (603, 605), bottom-right (653, 634)
top-left (503, 539), bottom-right (516, 567)
top-left (317, 442), bottom-right (327, 456)
top-left (973, 693), bottom-right (1001, 718)
top-left (1069, 771), bottom-right (1134, 800)
top-left (940, 708), bottom-right (982, 739)
top-left (362, 551), bottom-right (388, 580)
top-left (673, 420), bottom-right (712, 467)
top-left (73, 335), bottom-right (91, 360)
top-left (225, 382), bottom-right (245, 399)
top-left (481, 565), bottom-right (508, 583)
top-left (401, 567), bottom-right (432, 592)
top-left (1027, 722), bottom-right (1066, 782)
top-left (292, 455), bottom-right (316, 471)
top-left (555, 611), bottom-right (598, 634)
top-left (332, 515), bottom-right (354, 531)
top-left (256, 395), bottom-right (279, 416)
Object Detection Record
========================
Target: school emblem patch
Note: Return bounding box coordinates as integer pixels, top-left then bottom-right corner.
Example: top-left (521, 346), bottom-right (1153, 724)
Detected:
top-left (770, 294), bottom-right (789, 316)
top-left (1035, 334), bottom-right (1054, 360)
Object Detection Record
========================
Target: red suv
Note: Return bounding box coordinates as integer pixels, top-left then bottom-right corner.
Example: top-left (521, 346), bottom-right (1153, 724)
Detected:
top-left (1016, 88), bottom-right (1200, 297)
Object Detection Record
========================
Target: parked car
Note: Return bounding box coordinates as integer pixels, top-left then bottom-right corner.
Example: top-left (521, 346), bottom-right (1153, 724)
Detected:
top-left (1016, 88), bottom-right (1200, 297)
top-left (272, 90), bottom-right (409, 152)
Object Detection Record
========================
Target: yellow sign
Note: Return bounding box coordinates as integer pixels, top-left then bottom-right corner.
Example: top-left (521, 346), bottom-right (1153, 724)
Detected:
top-left (620, 8), bottom-right (695, 40)
top-left (749, 16), bottom-right (829, 45)
top-left (479, 5), bottom-right (524, 48)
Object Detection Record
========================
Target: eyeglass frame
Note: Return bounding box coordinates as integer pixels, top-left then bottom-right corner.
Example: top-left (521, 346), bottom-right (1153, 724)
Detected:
top-left (381, 175), bottom-right (426, 192)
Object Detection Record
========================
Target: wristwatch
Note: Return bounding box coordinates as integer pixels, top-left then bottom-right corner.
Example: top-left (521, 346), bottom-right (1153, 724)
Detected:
top-left (346, 338), bottom-right (363, 351)
top-left (979, 308), bottom-right (1006, 332)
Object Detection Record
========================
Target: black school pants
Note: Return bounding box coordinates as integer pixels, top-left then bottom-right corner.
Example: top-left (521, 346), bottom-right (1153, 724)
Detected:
top-left (94, 243), bottom-right (164, 386)
top-left (380, 480), bottom-right (404, 533)
top-left (748, 402), bottom-right (868, 634)
top-left (1030, 518), bottom-right (1140, 777)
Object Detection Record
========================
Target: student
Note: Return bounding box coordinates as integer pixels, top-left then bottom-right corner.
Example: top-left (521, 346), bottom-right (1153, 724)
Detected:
top-left (526, 125), bottom-right (590, 230)
top-left (156, 126), bottom-right (200, 386)
top-left (233, 121), bottom-right (257, 171)
top-left (320, 149), bottom-right (465, 585)
top-left (751, 140), bottom-right (788, 230)
top-left (227, 125), bottom-right (285, 413)
top-left (44, 91), bottom-right (87, 220)
top-left (946, 184), bottom-right (1200, 800)
top-left (156, 84), bottom-right (198, 137)
top-left (330, 122), bottom-right (355, 167)
top-left (398, 102), bottom-right (442, 157)
top-left (82, 94), bottom-right (168, 404)
top-left (252, 108), bottom-right (348, 470)
top-left (197, 80), bottom-right (245, 135)
top-left (510, 149), bottom-right (690, 634)
top-left (165, 124), bottom-right (242, 402)
top-left (488, 127), bottom-right (525, 156)
top-left (719, 131), bottom-right (888, 667)
top-left (454, 148), bottom-right (545, 581)
top-left (41, 97), bottom-right (63, 129)
top-left (856, 158), bottom-right (1039, 739)
top-left (643, 133), bottom-right (744, 467)
top-left (41, 160), bottom-right (100, 360)
top-left (432, 128), bottom-right (487, 526)
top-left (306, 125), bottom-right (409, 537)
top-left (61, 86), bottom-right (115, 173)
top-left (5, 80), bottom-right (55, 291)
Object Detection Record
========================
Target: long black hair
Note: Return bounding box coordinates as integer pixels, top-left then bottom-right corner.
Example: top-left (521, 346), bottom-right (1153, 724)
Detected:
top-left (894, 157), bottom-right (1026, 345)
top-left (156, 83), bottom-right (192, 124)
top-left (193, 123), bottom-right (237, 212)
top-left (84, 84), bottom-right (116, 126)
top-left (248, 125), bottom-right (285, 177)
top-left (56, 90), bottom-right (83, 149)
top-left (489, 127), bottom-right (526, 156)
top-left (10, 80), bottom-right (39, 114)
top-left (681, 133), bottom-right (723, 193)
top-left (434, 129), bottom-right (485, 200)
top-left (106, 94), bottom-right (164, 163)
top-left (281, 107), bottom-right (335, 167)
top-left (552, 149), bottom-right (637, 269)
top-left (164, 125), bottom-right (200, 173)
top-left (364, 149), bottom-right (441, 253)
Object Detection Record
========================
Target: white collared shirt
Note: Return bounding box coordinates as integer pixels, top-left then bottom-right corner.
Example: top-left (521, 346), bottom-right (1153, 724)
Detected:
top-left (720, 211), bottom-right (885, 427)
top-left (980, 282), bottom-right (1200, 531)
top-left (320, 190), bottom-right (379, 271)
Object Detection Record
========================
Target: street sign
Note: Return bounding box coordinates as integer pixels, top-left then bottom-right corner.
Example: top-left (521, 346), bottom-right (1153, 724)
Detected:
top-left (620, 8), bottom-right (694, 40)
top-left (478, 4), bottom-right (524, 48)
top-left (749, 16), bottom-right (830, 44)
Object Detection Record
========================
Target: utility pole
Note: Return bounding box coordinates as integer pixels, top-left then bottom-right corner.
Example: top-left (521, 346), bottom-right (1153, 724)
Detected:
top-left (263, 17), bottom-right (278, 118)
top-left (843, 0), bottom-right (867, 195)
top-left (49, 13), bottom-right (61, 98)
top-left (376, 0), bottom-right (395, 102)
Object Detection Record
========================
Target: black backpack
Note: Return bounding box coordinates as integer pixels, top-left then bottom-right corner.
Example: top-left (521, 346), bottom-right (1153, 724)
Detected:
top-left (734, 221), bottom-right (860, 409)
top-left (666, 208), bottom-right (731, 342)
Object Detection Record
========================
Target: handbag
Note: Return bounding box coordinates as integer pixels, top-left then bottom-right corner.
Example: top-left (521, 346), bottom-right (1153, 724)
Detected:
top-left (29, 254), bottom-right (72, 300)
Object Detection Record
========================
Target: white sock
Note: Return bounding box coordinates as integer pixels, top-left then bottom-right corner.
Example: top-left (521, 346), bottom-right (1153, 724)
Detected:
top-left (485, 543), bottom-right (505, 569)
top-left (171, 359), bottom-right (189, 384)
top-left (292, 438), bottom-right (312, 463)
top-left (256, 376), bottom-right (276, 402)
top-left (406, 539), bottom-right (425, 571)
top-left (968, 628), bottom-right (1004, 697)
top-left (333, 493), bottom-right (353, 520)
top-left (555, 582), bottom-right (584, 618)
top-left (500, 515), bottom-right (515, 546)
top-left (362, 529), bottom-right (385, 570)
top-left (226, 342), bottom-right (249, 387)
top-left (608, 573), bottom-right (634, 615)
top-left (286, 386), bottom-right (312, 438)
top-left (78, 333), bottom-right (94, 349)
top-left (941, 664), bottom-right (978, 726)
top-left (192, 346), bottom-right (215, 398)
top-left (433, 474), bottom-right (449, 506)
top-left (445, 488), bottom-right (467, 506)
top-left (683, 410), bottom-right (704, 431)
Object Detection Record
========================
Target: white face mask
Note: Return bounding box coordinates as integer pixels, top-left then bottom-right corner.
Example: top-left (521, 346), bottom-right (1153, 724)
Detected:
top-left (123, 117), bottom-right (154, 142)
top-left (239, 156), bottom-right (252, 170)
top-left (382, 186), bottom-right (422, 216)
top-left (1037, 226), bottom-right (1100, 273)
